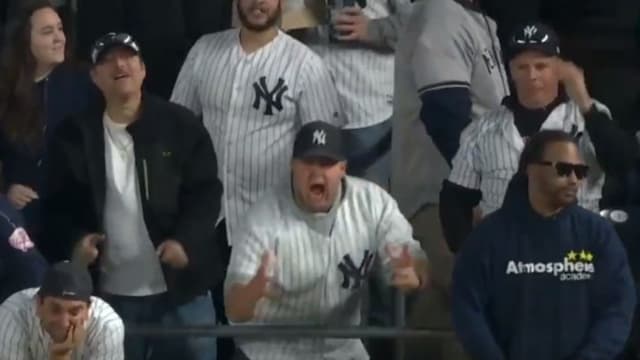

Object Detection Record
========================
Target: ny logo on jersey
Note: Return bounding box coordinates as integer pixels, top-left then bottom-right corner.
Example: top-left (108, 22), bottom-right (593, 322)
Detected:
top-left (252, 76), bottom-right (289, 116)
top-left (482, 49), bottom-right (497, 74)
top-left (313, 130), bottom-right (326, 145)
top-left (338, 250), bottom-right (375, 290)
top-left (523, 25), bottom-right (538, 38)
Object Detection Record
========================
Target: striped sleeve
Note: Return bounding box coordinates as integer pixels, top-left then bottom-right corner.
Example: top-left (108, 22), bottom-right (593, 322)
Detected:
top-left (0, 305), bottom-right (30, 360)
top-left (374, 187), bottom-right (426, 273)
top-left (412, 2), bottom-right (474, 95)
top-left (224, 205), bottom-right (271, 291)
top-left (85, 299), bottom-right (125, 360)
top-left (448, 120), bottom-right (483, 190)
top-left (297, 53), bottom-right (345, 127)
top-left (170, 36), bottom-right (205, 116)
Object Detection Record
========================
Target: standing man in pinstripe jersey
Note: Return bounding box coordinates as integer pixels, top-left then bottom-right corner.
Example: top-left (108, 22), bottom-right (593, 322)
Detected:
top-left (171, 0), bottom-right (343, 247)
top-left (390, 0), bottom-right (508, 358)
top-left (440, 22), bottom-right (638, 252)
top-left (225, 121), bottom-right (427, 360)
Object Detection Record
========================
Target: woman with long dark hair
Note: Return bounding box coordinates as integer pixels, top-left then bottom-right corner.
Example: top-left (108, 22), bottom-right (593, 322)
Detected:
top-left (0, 0), bottom-right (95, 260)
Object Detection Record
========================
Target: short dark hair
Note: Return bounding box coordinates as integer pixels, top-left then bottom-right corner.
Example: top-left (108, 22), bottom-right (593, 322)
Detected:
top-left (517, 130), bottom-right (578, 173)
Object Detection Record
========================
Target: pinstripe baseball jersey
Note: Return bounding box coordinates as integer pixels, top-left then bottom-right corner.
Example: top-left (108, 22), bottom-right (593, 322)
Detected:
top-left (449, 100), bottom-right (609, 215)
top-left (225, 176), bottom-right (425, 360)
top-left (0, 288), bottom-right (124, 360)
top-left (390, 0), bottom-right (509, 218)
top-left (302, 0), bottom-right (411, 129)
top-left (171, 29), bottom-right (343, 245)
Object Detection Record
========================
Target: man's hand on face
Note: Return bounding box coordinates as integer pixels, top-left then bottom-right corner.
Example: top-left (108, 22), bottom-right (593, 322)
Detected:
top-left (48, 318), bottom-right (87, 360)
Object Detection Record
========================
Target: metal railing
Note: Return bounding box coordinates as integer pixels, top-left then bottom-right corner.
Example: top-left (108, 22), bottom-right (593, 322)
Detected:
top-left (126, 290), bottom-right (455, 360)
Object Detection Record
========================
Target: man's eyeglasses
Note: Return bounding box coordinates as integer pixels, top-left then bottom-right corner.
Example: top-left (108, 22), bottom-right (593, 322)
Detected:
top-left (535, 161), bottom-right (589, 180)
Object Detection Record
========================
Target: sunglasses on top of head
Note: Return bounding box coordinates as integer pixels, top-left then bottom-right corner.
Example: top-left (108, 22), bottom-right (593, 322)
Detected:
top-left (534, 161), bottom-right (589, 180)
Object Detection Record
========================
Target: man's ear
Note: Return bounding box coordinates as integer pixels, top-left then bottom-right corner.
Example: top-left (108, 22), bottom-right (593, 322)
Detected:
top-left (89, 68), bottom-right (98, 85)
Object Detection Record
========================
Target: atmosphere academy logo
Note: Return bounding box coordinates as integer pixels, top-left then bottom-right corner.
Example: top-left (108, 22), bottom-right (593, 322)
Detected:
top-left (505, 250), bottom-right (595, 281)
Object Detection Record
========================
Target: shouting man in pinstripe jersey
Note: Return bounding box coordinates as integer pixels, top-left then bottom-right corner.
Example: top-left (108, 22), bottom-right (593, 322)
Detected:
top-left (225, 121), bottom-right (427, 360)
top-left (440, 22), bottom-right (638, 252)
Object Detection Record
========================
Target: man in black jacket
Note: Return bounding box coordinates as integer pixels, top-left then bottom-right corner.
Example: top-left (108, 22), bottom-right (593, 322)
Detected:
top-left (43, 32), bottom-right (223, 360)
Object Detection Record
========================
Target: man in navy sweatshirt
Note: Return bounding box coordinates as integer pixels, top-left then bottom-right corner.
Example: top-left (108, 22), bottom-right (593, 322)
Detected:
top-left (452, 129), bottom-right (636, 360)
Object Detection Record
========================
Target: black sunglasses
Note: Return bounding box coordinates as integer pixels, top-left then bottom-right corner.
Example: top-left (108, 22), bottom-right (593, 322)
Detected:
top-left (535, 161), bottom-right (589, 180)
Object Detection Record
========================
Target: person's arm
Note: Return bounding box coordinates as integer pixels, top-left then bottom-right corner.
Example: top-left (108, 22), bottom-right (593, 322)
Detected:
top-left (374, 189), bottom-right (428, 288)
top-left (298, 57), bottom-right (345, 127)
top-left (0, 306), bottom-right (30, 360)
top-left (452, 227), bottom-right (506, 360)
top-left (88, 308), bottom-right (125, 360)
top-left (582, 104), bottom-right (638, 176)
top-left (439, 124), bottom-right (483, 252)
top-left (411, 8), bottom-right (476, 166)
top-left (557, 60), bottom-right (637, 176)
top-left (41, 118), bottom-right (95, 263)
top-left (565, 222), bottom-right (636, 360)
top-left (336, 1), bottom-right (415, 50)
top-left (224, 207), bottom-right (273, 323)
top-left (170, 38), bottom-right (204, 116)
top-left (172, 116), bottom-right (224, 281)
top-left (440, 181), bottom-right (481, 253)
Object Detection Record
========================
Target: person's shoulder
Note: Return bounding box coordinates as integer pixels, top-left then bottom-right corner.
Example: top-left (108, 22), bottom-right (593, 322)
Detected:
top-left (194, 29), bottom-right (239, 50)
top-left (0, 288), bottom-right (36, 322)
top-left (566, 99), bottom-right (612, 120)
top-left (461, 107), bottom-right (507, 141)
top-left (469, 209), bottom-right (509, 242)
top-left (417, 0), bottom-right (471, 27)
top-left (146, 94), bottom-right (199, 125)
top-left (345, 176), bottom-right (389, 199)
top-left (344, 176), bottom-right (398, 213)
top-left (280, 32), bottom-right (325, 66)
top-left (570, 206), bottom-right (614, 231)
top-left (88, 296), bottom-right (124, 333)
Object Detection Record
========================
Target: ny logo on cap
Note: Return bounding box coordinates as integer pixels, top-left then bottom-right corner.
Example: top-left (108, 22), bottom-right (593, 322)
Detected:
top-left (313, 130), bottom-right (326, 145)
top-left (523, 25), bottom-right (538, 38)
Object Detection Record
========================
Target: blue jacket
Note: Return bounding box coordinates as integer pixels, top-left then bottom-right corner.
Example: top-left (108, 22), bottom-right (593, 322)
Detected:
top-left (0, 63), bottom-right (96, 238)
top-left (453, 174), bottom-right (636, 360)
top-left (0, 196), bottom-right (47, 303)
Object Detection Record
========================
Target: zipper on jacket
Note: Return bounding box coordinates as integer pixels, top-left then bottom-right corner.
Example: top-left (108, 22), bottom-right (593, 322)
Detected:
top-left (143, 159), bottom-right (150, 201)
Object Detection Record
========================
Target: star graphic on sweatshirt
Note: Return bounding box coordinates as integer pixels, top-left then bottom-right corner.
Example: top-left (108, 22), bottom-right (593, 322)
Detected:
top-left (579, 250), bottom-right (589, 261)
top-left (585, 252), bottom-right (594, 262)
top-left (566, 251), bottom-right (577, 261)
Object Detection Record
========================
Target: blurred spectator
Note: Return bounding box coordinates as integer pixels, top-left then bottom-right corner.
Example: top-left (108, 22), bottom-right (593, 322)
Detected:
top-left (225, 121), bottom-right (427, 360)
top-left (453, 130), bottom-right (636, 360)
top-left (297, 0), bottom-right (413, 187)
top-left (75, 0), bottom-right (232, 99)
top-left (440, 22), bottom-right (637, 252)
top-left (0, 195), bottom-right (47, 303)
top-left (0, 261), bottom-right (124, 359)
top-left (0, 0), bottom-right (96, 260)
top-left (390, 0), bottom-right (508, 358)
top-left (44, 32), bottom-right (223, 360)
